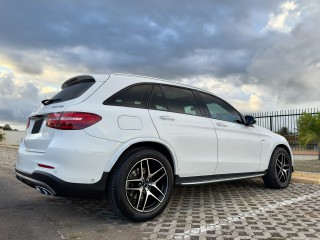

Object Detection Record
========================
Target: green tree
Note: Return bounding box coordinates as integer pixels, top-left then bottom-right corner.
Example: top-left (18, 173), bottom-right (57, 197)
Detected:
top-left (0, 132), bottom-right (5, 142)
top-left (297, 112), bottom-right (320, 159)
top-left (2, 124), bottom-right (12, 131)
top-left (278, 127), bottom-right (290, 137)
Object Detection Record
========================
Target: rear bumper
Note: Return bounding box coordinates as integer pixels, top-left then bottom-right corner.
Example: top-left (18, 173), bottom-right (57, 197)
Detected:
top-left (15, 169), bottom-right (108, 198)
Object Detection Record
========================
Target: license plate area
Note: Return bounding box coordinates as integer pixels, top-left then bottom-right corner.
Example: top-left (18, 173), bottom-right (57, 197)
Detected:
top-left (31, 118), bottom-right (44, 134)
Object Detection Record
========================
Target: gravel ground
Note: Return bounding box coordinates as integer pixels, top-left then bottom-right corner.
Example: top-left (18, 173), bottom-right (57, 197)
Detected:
top-left (0, 145), bottom-right (142, 240)
top-left (2, 146), bottom-right (320, 239)
top-left (0, 145), bottom-right (18, 169)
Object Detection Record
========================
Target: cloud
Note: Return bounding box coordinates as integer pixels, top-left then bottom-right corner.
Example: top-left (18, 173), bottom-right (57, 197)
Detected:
top-left (0, 67), bottom-right (49, 125)
top-left (179, 75), bottom-right (272, 113)
top-left (248, 3), bottom-right (320, 104)
top-left (0, 0), bottom-right (279, 78)
top-left (13, 56), bottom-right (44, 75)
top-left (0, 67), bottom-right (15, 96)
top-left (263, 1), bottom-right (300, 33)
top-left (0, 0), bottom-right (319, 128)
top-left (232, 94), bottom-right (262, 113)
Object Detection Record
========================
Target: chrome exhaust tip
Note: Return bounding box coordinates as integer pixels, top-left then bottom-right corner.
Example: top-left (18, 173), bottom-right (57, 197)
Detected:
top-left (35, 186), bottom-right (54, 196)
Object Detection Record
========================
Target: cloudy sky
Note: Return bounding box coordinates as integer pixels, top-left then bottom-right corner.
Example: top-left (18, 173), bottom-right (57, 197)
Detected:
top-left (0, 0), bottom-right (320, 130)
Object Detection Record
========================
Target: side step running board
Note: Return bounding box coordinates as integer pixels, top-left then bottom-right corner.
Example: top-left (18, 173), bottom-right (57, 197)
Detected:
top-left (175, 171), bottom-right (267, 186)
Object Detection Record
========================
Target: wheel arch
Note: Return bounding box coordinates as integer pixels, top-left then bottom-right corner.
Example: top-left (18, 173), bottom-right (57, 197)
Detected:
top-left (276, 144), bottom-right (292, 159)
top-left (105, 138), bottom-right (178, 175)
top-left (274, 143), bottom-right (294, 170)
top-left (260, 139), bottom-right (294, 172)
top-left (263, 143), bottom-right (293, 189)
top-left (266, 143), bottom-right (294, 168)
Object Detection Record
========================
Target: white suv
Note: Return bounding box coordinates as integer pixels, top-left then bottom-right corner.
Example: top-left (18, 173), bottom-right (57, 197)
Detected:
top-left (16, 73), bottom-right (293, 221)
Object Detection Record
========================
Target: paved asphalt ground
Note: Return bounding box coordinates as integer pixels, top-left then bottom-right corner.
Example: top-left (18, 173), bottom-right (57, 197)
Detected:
top-left (0, 167), bottom-right (142, 240)
top-left (1, 146), bottom-right (320, 239)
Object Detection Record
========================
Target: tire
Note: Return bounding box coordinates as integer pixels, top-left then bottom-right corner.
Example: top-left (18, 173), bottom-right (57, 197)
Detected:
top-left (263, 147), bottom-right (292, 189)
top-left (107, 148), bottom-right (174, 222)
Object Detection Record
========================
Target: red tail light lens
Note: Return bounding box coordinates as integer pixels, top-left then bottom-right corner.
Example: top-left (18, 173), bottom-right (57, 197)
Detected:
top-left (46, 112), bottom-right (62, 129)
top-left (26, 118), bottom-right (30, 130)
top-left (46, 112), bottom-right (102, 130)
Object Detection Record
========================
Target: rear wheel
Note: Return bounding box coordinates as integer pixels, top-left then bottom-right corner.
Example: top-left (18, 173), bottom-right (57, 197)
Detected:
top-left (263, 147), bottom-right (292, 189)
top-left (107, 148), bottom-right (174, 221)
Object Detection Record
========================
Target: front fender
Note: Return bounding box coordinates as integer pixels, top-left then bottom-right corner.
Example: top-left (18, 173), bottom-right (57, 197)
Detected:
top-left (260, 134), bottom-right (293, 171)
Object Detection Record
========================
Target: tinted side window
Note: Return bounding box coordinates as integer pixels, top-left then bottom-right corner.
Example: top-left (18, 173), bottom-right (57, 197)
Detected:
top-left (150, 85), bottom-right (168, 111)
top-left (160, 85), bottom-right (201, 116)
top-left (199, 92), bottom-right (242, 123)
top-left (51, 81), bottom-right (95, 103)
top-left (104, 84), bottom-right (152, 109)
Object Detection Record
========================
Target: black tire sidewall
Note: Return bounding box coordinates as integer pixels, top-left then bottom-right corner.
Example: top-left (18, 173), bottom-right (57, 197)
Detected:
top-left (110, 148), bottom-right (174, 221)
top-left (264, 148), bottom-right (292, 189)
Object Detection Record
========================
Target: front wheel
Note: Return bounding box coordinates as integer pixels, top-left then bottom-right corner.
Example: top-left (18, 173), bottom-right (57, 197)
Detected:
top-left (263, 147), bottom-right (292, 189)
top-left (107, 148), bottom-right (174, 221)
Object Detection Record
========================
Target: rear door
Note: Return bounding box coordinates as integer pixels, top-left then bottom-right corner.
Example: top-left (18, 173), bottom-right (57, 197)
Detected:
top-left (148, 84), bottom-right (218, 177)
top-left (197, 92), bottom-right (261, 174)
top-left (24, 75), bottom-right (107, 152)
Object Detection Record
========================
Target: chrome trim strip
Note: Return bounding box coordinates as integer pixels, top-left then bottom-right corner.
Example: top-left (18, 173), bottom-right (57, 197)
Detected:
top-left (179, 173), bottom-right (265, 186)
top-left (16, 172), bottom-right (56, 195)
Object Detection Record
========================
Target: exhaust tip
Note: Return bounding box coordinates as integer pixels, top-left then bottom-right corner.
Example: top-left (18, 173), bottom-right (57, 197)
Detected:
top-left (35, 186), bottom-right (54, 196)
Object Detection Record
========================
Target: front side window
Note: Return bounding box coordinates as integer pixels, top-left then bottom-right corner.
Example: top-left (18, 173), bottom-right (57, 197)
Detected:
top-left (104, 84), bottom-right (152, 109)
top-left (159, 85), bottom-right (201, 116)
top-left (198, 92), bottom-right (242, 123)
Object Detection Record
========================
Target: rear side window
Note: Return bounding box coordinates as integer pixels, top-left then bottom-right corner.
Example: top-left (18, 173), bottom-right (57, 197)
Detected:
top-left (104, 84), bottom-right (152, 109)
top-left (149, 85), bottom-right (168, 111)
top-left (198, 92), bottom-right (242, 123)
top-left (159, 85), bottom-right (201, 116)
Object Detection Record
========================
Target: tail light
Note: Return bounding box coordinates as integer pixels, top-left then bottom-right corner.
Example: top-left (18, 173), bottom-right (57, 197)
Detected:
top-left (26, 118), bottom-right (30, 130)
top-left (46, 112), bottom-right (102, 130)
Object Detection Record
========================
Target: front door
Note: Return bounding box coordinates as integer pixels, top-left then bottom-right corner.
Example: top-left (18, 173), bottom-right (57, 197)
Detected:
top-left (197, 92), bottom-right (261, 174)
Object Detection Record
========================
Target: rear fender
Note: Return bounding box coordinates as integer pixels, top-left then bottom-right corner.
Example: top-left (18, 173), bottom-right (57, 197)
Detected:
top-left (104, 138), bottom-right (178, 174)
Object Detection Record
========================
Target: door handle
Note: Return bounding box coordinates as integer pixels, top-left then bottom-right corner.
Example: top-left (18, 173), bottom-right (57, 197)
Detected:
top-left (216, 122), bottom-right (227, 127)
top-left (159, 116), bottom-right (175, 121)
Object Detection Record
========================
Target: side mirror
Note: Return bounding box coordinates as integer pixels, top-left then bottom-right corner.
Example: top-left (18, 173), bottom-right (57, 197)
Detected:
top-left (244, 115), bottom-right (256, 126)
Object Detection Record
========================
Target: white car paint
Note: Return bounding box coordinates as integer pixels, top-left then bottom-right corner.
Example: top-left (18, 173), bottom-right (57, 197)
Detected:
top-left (212, 119), bottom-right (262, 174)
top-left (16, 73), bottom-right (293, 186)
top-left (149, 109), bottom-right (218, 177)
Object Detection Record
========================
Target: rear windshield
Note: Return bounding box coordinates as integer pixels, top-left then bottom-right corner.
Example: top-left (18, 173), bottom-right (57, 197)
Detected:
top-left (50, 81), bottom-right (95, 103)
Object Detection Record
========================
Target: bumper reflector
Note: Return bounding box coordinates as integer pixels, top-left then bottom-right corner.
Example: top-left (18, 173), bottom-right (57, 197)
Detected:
top-left (38, 164), bottom-right (55, 169)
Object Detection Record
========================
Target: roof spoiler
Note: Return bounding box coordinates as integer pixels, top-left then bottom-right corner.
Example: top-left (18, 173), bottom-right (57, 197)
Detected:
top-left (61, 75), bottom-right (95, 89)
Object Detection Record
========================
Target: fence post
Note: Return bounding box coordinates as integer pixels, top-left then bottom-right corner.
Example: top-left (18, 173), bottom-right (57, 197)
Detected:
top-left (269, 116), bottom-right (273, 131)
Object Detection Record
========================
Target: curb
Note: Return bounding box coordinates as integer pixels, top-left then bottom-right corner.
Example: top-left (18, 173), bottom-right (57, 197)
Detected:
top-left (0, 144), bottom-right (19, 149)
top-left (292, 171), bottom-right (320, 185)
top-left (292, 150), bottom-right (318, 156)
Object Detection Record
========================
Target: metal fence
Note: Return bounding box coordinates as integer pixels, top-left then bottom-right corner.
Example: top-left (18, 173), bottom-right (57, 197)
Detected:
top-left (251, 107), bottom-right (319, 151)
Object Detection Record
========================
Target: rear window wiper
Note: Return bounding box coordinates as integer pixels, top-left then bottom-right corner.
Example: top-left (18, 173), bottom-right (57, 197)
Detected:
top-left (41, 98), bottom-right (61, 105)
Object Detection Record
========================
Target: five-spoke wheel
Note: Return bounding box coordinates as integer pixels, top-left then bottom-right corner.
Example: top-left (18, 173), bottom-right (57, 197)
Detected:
top-left (263, 147), bottom-right (292, 189)
top-left (107, 148), bottom-right (173, 221)
top-left (126, 158), bottom-right (168, 212)
top-left (275, 153), bottom-right (290, 183)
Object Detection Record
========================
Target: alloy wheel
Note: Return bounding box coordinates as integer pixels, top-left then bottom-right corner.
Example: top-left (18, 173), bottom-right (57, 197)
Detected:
top-left (125, 158), bottom-right (168, 213)
top-left (275, 153), bottom-right (290, 183)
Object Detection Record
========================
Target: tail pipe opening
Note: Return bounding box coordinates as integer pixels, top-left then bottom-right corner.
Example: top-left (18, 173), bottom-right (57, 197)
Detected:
top-left (35, 186), bottom-right (54, 196)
